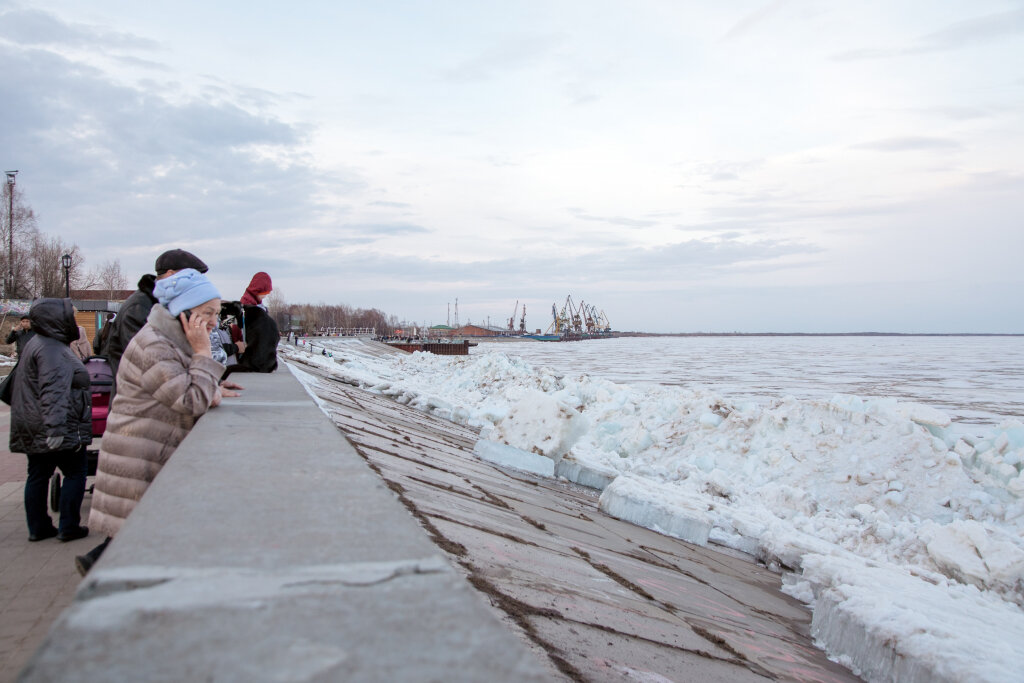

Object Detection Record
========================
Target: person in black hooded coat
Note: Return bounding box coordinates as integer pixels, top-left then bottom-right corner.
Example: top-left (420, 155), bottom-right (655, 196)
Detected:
top-left (228, 271), bottom-right (279, 374)
top-left (9, 298), bottom-right (93, 542)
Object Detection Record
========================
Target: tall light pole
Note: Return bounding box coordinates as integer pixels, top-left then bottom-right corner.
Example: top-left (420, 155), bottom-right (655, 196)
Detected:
top-left (5, 170), bottom-right (17, 298)
top-left (62, 254), bottom-right (71, 298)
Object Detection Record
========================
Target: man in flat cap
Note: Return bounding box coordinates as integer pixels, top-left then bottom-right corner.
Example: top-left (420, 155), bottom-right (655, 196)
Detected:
top-left (101, 249), bottom-right (208, 397)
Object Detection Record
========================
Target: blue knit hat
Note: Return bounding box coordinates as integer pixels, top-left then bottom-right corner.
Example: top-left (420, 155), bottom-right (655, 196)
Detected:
top-left (154, 268), bottom-right (221, 317)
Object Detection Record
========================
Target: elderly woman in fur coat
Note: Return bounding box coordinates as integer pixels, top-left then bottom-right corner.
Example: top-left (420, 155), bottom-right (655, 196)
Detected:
top-left (76, 269), bottom-right (241, 575)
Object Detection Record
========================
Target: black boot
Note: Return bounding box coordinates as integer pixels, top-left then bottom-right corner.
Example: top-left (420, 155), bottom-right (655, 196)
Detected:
top-left (74, 537), bottom-right (111, 576)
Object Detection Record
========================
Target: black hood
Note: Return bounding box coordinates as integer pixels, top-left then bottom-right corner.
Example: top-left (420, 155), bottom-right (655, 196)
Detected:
top-left (138, 273), bottom-right (157, 301)
top-left (29, 298), bottom-right (77, 344)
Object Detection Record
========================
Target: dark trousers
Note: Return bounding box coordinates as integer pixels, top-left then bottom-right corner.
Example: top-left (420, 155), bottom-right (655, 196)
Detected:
top-left (25, 447), bottom-right (87, 537)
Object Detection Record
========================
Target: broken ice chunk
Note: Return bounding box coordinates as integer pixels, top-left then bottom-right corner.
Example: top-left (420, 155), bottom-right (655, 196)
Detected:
top-left (598, 475), bottom-right (712, 546)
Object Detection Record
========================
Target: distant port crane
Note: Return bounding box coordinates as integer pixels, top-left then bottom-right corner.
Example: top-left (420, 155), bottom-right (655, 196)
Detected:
top-left (508, 301), bottom-right (527, 333)
top-left (545, 295), bottom-right (612, 336)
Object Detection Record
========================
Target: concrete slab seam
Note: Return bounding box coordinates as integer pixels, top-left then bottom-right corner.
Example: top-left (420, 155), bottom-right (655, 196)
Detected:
top-left (66, 558), bottom-right (452, 629)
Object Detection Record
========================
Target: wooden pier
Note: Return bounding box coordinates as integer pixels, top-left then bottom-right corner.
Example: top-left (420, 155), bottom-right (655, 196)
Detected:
top-left (386, 340), bottom-right (475, 355)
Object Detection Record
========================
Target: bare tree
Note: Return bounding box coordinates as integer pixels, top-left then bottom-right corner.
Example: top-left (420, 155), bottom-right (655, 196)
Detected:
top-left (265, 286), bottom-right (286, 313)
top-left (31, 236), bottom-right (85, 298)
top-left (88, 259), bottom-right (128, 299)
top-left (0, 182), bottom-right (39, 298)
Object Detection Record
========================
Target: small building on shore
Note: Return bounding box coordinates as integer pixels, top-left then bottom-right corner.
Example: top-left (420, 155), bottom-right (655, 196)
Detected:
top-left (430, 323), bottom-right (513, 338)
top-left (70, 288), bottom-right (134, 344)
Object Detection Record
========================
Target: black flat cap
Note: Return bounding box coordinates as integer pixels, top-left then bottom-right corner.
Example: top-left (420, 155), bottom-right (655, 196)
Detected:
top-left (154, 249), bottom-right (208, 274)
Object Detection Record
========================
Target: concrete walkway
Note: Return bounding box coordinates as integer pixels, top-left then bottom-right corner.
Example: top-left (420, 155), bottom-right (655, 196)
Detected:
top-left (0, 405), bottom-right (94, 683)
top-left (19, 372), bottom-right (551, 682)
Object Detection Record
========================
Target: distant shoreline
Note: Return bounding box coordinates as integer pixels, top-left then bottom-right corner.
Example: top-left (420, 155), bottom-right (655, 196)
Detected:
top-left (616, 332), bottom-right (1024, 338)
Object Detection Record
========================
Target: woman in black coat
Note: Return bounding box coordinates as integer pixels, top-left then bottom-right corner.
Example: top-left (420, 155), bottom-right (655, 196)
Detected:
top-left (230, 271), bottom-right (280, 373)
top-left (9, 298), bottom-right (93, 542)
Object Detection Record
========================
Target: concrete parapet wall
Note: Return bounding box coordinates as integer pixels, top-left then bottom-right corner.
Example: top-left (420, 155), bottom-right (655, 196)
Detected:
top-left (19, 371), bottom-right (548, 682)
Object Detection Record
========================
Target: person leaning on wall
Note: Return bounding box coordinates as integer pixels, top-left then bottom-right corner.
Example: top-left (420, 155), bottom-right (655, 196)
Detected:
top-left (76, 268), bottom-right (243, 575)
top-left (101, 249), bottom-right (208, 397)
top-left (227, 271), bottom-right (280, 374)
top-left (9, 298), bottom-right (93, 543)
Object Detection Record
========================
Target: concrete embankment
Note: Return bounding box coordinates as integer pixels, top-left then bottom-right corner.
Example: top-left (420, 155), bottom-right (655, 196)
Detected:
top-left (18, 371), bottom-right (550, 682)
top-left (19, 346), bottom-right (860, 682)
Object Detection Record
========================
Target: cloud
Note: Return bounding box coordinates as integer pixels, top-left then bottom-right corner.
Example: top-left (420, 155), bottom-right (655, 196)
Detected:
top-left (0, 8), bottom-right (159, 51)
top-left (720, 0), bottom-right (792, 42)
top-left (347, 223), bottom-right (430, 236)
top-left (440, 33), bottom-right (564, 83)
top-left (269, 234), bottom-right (819, 298)
top-left (681, 160), bottom-right (765, 185)
top-left (851, 137), bottom-right (963, 152)
top-left (567, 208), bottom-right (656, 229)
top-left (0, 33), bottom-right (350, 265)
top-left (915, 106), bottom-right (990, 121)
top-left (920, 7), bottom-right (1024, 51)
top-left (832, 7), bottom-right (1024, 60)
top-left (110, 54), bottom-right (172, 72)
top-left (369, 200), bottom-right (412, 209)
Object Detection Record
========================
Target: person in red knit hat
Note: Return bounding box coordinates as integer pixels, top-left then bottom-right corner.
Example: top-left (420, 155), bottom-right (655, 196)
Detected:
top-left (230, 271), bottom-right (280, 373)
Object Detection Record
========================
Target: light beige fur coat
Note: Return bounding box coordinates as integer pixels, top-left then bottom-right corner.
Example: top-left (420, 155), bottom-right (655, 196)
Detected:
top-left (89, 304), bottom-right (223, 537)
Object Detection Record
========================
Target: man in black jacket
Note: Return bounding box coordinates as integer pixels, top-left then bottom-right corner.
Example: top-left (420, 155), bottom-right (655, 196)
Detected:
top-left (9, 299), bottom-right (93, 542)
top-left (5, 315), bottom-right (35, 357)
top-left (101, 249), bottom-right (207, 395)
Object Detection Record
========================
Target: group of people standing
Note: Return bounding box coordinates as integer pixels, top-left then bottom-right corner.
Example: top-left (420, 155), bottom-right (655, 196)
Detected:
top-left (5, 249), bottom-right (280, 575)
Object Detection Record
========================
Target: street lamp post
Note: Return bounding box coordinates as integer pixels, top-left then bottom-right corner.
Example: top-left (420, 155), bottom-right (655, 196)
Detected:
top-left (62, 254), bottom-right (71, 298)
top-left (5, 170), bottom-right (17, 298)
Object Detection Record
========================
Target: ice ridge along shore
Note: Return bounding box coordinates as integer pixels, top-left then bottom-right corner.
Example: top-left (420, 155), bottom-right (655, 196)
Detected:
top-left (283, 339), bottom-right (1024, 683)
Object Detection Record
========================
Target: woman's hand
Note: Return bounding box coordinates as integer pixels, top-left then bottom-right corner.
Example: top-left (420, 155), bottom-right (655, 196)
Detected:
top-left (181, 312), bottom-right (212, 357)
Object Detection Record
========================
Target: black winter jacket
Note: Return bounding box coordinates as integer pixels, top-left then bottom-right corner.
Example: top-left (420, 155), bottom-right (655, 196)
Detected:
top-left (5, 327), bottom-right (35, 355)
top-left (9, 299), bottom-right (92, 454)
top-left (102, 273), bottom-right (157, 396)
top-left (233, 305), bottom-right (280, 373)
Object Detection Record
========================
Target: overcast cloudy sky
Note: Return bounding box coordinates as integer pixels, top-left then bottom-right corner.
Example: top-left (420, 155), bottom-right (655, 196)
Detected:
top-left (1, 1), bottom-right (1022, 332)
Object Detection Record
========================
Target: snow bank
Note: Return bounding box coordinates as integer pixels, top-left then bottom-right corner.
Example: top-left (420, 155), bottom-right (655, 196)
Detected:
top-left (282, 341), bottom-right (1024, 681)
top-left (801, 554), bottom-right (1024, 683)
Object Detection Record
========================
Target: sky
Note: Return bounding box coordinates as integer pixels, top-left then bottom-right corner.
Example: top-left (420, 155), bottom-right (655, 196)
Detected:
top-left (1, 0), bottom-right (1022, 333)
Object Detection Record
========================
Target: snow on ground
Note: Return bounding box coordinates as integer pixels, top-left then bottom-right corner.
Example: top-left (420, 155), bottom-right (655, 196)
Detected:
top-left (283, 339), bottom-right (1024, 682)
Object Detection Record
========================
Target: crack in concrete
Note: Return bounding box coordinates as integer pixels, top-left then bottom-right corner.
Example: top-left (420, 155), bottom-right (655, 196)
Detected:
top-left (70, 558), bottom-right (451, 630)
top-left (688, 623), bottom-right (776, 680)
top-left (349, 443), bottom-right (470, 559)
top-left (430, 513), bottom-right (541, 549)
top-left (571, 546), bottom-right (665, 606)
top-left (521, 516), bottom-right (548, 532)
top-left (471, 484), bottom-right (513, 510)
top-left (636, 544), bottom-right (811, 644)
top-left (463, 572), bottom-right (586, 683)
top-left (556, 614), bottom-right (762, 673)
